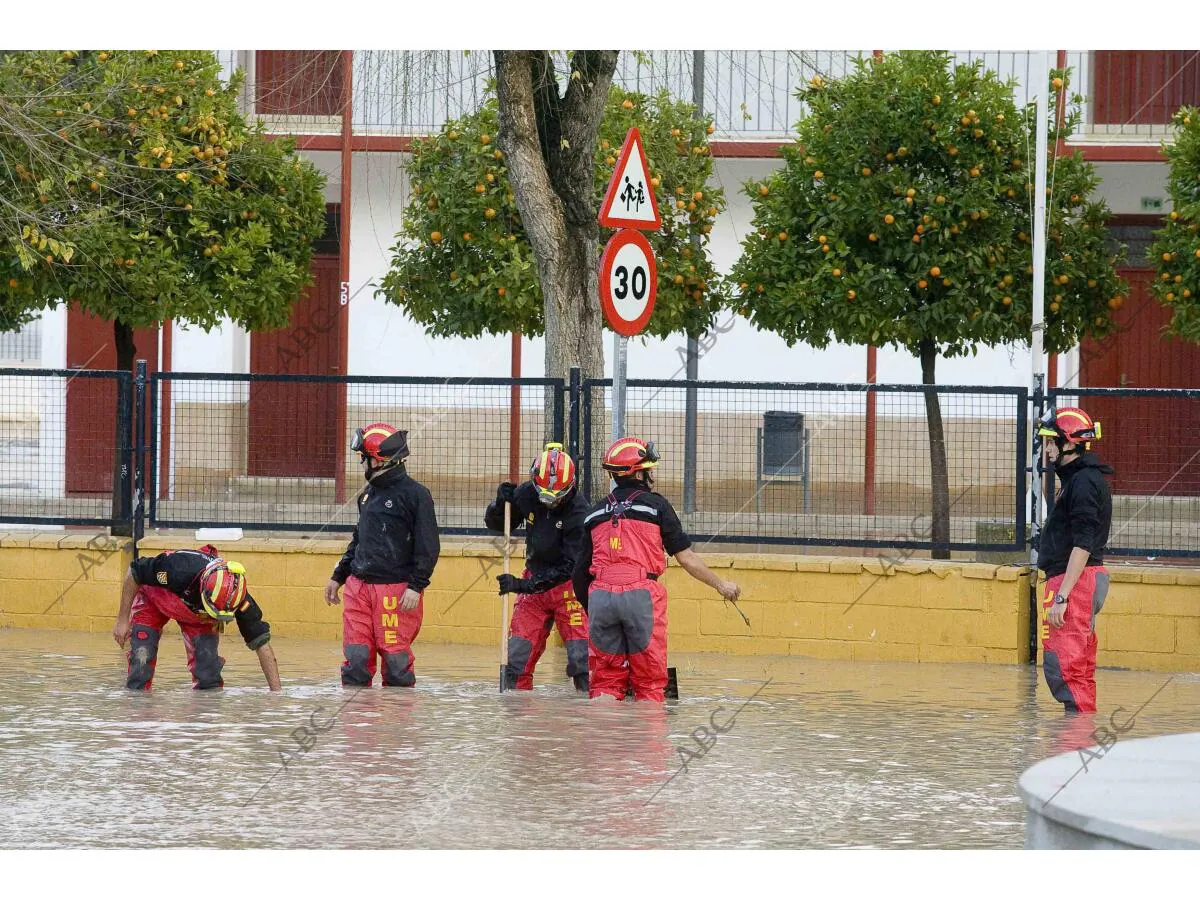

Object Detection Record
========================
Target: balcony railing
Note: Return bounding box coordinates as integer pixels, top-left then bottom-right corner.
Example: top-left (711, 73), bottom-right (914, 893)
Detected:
top-left (214, 50), bottom-right (1200, 146)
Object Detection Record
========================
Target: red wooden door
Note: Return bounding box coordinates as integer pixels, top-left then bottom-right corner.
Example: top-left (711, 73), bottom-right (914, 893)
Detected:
top-left (247, 255), bottom-right (342, 478)
top-left (1080, 268), bottom-right (1200, 495)
top-left (1092, 51), bottom-right (1200, 125)
top-left (255, 51), bottom-right (343, 116)
top-left (65, 307), bottom-right (159, 494)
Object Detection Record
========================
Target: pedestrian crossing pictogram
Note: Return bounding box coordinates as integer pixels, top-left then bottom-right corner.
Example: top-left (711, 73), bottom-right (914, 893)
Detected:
top-left (598, 127), bottom-right (661, 230)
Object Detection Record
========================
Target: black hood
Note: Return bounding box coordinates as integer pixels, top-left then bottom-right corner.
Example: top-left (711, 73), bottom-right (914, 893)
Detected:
top-left (1055, 450), bottom-right (1114, 477)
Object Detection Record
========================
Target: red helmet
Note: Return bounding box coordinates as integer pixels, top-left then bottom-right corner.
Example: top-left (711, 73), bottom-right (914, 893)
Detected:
top-left (531, 442), bottom-right (576, 505)
top-left (1038, 406), bottom-right (1101, 448)
top-left (351, 422), bottom-right (410, 463)
top-left (601, 437), bottom-right (660, 478)
top-left (198, 559), bottom-right (248, 622)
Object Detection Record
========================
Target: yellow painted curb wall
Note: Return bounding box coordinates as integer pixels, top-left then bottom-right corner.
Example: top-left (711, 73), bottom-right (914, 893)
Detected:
top-left (0, 532), bottom-right (1195, 672)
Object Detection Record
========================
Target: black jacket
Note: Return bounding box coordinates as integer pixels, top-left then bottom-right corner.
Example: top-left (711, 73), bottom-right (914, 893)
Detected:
top-left (1038, 451), bottom-right (1113, 578)
top-left (130, 549), bottom-right (272, 650)
top-left (332, 465), bottom-right (440, 590)
top-left (484, 481), bottom-right (589, 594)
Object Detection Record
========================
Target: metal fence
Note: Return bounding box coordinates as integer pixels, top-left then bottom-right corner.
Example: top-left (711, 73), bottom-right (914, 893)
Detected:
top-left (148, 373), bottom-right (565, 534)
top-left (581, 379), bottom-right (1027, 551)
top-left (1050, 387), bottom-right (1200, 559)
top-left (33, 366), bottom-right (1200, 561)
top-left (0, 367), bottom-right (134, 528)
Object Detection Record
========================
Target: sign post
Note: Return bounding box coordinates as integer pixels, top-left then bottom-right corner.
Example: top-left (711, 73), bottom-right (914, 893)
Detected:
top-left (598, 127), bottom-right (660, 440)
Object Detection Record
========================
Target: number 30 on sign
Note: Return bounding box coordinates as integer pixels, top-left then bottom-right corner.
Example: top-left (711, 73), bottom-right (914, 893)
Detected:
top-left (599, 229), bottom-right (657, 337)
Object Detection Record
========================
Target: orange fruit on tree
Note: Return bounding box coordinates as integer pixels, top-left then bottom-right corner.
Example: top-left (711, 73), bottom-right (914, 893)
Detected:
top-left (942, 277), bottom-right (952, 287)
top-left (832, 268), bottom-right (842, 277)
top-left (813, 170), bottom-right (824, 179)
top-left (622, 99), bottom-right (634, 110)
top-left (847, 290), bottom-right (856, 300)
top-left (430, 231), bottom-right (442, 244)
top-left (1049, 302), bottom-right (1060, 312)
top-left (463, 232), bottom-right (472, 241)
top-left (912, 234), bottom-right (921, 243)
top-left (480, 134), bottom-right (491, 144)
top-left (758, 184), bottom-right (769, 196)
top-left (884, 214), bottom-right (895, 224)
top-left (1052, 77), bottom-right (1064, 90)
top-left (485, 208), bottom-right (497, 219)
top-left (694, 191), bottom-right (704, 201)
top-left (475, 183), bottom-right (486, 193)
top-left (918, 279), bottom-right (928, 289)
top-left (1002, 296), bottom-right (1012, 306)
top-left (868, 233), bottom-right (878, 242)
top-left (862, 167), bottom-right (872, 176)
top-left (673, 274), bottom-right (684, 285)
top-left (498, 287), bottom-right (506, 296)
top-left (930, 266), bottom-right (941, 277)
top-left (1108, 297), bottom-right (1123, 310)
top-left (906, 188), bottom-right (916, 198)
top-left (778, 231), bottom-right (788, 241)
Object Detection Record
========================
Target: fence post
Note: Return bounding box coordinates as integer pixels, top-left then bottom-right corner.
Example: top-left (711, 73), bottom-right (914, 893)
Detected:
top-left (551, 377), bottom-right (566, 445)
top-left (148, 371), bottom-right (158, 529)
top-left (568, 367), bottom-right (581, 462)
top-left (1027, 379), bottom-right (1046, 665)
top-left (581, 377), bottom-right (592, 500)
top-left (134, 360), bottom-right (147, 549)
top-left (114, 369), bottom-right (134, 534)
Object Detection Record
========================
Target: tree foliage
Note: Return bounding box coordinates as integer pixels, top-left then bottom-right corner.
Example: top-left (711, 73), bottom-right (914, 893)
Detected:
top-left (1150, 106), bottom-right (1200, 340)
top-left (0, 50), bottom-right (326, 339)
top-left (730, 51), bottom-right (1126, 359)
top-left (377, 84), bottom-right (725, 340)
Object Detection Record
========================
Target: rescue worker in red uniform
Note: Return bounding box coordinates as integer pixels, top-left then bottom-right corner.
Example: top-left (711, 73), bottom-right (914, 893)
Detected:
top-left (112, 545), bottom-right (281, 691)
top-left (325, 423), bottom-right (440, 687)
top-left (573, 437), bottom-right (741, 702)
top-left (1036, 406), bottom-right (1113, 714)
top-left (485, 442), bottom-right (590, 692)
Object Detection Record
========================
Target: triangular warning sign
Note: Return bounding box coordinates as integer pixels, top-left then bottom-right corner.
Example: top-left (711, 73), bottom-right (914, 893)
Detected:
top-left (598, 126), bottom-right (661, 231)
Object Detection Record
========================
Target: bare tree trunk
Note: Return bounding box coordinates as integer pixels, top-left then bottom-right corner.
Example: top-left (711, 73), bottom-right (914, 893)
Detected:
top-left (494, 50), bottom-right (617, 498)
top-left (919, 339), bottom-right (950, 560)
top-left (111, 320), bottom-right (136, 536)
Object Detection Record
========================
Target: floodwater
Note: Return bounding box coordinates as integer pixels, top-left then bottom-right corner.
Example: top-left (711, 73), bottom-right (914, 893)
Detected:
top-left (2, 628), bottom-right (1198, 849)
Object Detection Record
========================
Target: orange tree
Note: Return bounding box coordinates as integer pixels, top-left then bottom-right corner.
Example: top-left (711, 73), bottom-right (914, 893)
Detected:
top-left (1151, 107), bottom-right (1200, 338)
top-left (0, 50), bottom-right (326, 366)
top-left (377, 84), bottom-right (725, 342)
top-left (730, 51), bottom-right (1124, 555)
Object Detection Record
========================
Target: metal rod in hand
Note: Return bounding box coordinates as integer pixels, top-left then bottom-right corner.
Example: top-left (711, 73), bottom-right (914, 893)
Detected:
top-left (729, 598), bottom-right (751, 628)
top-left (499, 500), bottom-right (512, 692)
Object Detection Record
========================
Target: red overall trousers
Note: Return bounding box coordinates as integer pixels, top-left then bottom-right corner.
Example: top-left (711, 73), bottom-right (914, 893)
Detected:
top-left (505, 573), bottom-right (590, 690)
top-left (127, 586), bottom-right (224, 690)
top-left (341, 576), bottom-right (423, 687)
top-left (1041, 566), bottom-right (1110, 714)
top-left (586, 513), bottom-right (669, 702)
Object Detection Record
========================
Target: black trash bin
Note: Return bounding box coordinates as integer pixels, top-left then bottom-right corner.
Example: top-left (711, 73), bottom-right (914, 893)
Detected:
top-left (762, 411), bottom-right (805, 475)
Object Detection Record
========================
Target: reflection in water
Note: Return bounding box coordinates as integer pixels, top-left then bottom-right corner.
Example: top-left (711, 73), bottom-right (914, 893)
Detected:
top-left (1, 629), bottom-right (1198, 849)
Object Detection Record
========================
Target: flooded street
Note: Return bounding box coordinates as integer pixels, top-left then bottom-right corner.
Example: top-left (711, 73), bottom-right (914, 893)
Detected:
top-left (2, 629), bottom-right (1198, 849)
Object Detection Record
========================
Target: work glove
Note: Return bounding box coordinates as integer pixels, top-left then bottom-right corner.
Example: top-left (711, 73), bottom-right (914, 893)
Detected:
top-left (496, 481), bottom-right (517, 505)
top-left (497, 573), bottom-right (533, 596)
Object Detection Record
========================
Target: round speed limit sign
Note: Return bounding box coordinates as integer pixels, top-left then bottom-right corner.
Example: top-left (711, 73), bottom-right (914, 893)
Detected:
top-left (599, 229), bottom-right (657, 336)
